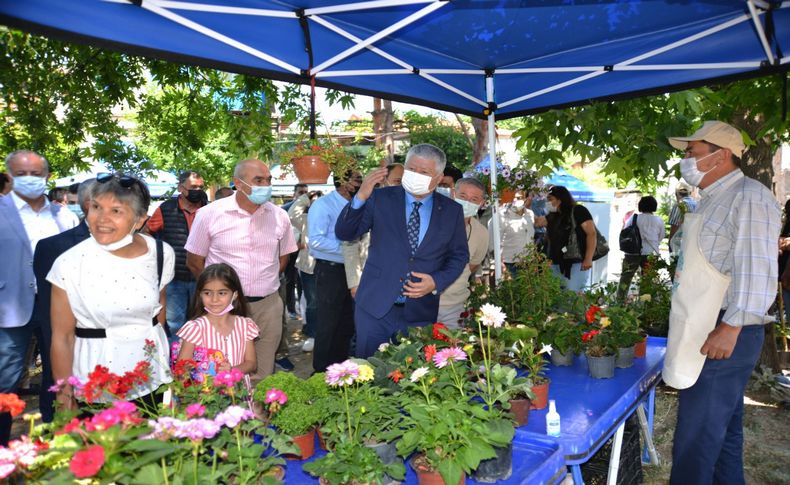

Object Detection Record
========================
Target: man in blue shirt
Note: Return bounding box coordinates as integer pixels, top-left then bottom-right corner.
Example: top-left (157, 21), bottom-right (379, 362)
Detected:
top-left (307, 171), bottom-right (362, 371)
top-left (335, 144), bottom-right (468, 357)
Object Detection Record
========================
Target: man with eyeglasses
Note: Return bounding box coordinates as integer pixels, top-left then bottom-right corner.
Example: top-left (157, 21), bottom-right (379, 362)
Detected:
top-left (185, 160), bottom-right (297, 381)
top-left (144, 171), bottom-right (207, 340)
top-left (0, 150), bottom-right (77, 445)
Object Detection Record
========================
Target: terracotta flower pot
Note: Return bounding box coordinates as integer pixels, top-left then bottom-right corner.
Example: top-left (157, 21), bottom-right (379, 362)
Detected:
top-left (412, 455), bottom-right (465, 485)
top-left (286, 428), bottom-right (316, 460)
top-left (292, 155), bottom-right (330, 184)
top-left (634, 336), bottom-right (647, 358)
top-left (530, 380), bottom-right (550, 410)
top-left (508, 397), bottom-right (531, 426)
top-left (499, 189), bottom-right (516, 203)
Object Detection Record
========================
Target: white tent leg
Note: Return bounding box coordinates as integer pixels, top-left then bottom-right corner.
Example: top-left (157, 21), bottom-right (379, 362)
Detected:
top-left (486, 75), bottom-right (502, 283)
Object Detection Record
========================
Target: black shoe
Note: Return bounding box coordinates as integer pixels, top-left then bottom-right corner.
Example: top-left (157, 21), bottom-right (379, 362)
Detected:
top-left (275, 357), bottom-right (295, 372)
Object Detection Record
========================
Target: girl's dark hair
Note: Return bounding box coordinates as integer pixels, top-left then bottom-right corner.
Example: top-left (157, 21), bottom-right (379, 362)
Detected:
top-left (189, 263), bottom-right (250, 320)
top-left (638, 196), bottom-right (658, 213)
top-left (547, 185), bottom-right (576, 215)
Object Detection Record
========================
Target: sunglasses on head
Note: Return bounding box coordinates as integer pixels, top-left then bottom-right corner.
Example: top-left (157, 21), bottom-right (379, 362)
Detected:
top-left (96, 172), bottom-right (141, 189)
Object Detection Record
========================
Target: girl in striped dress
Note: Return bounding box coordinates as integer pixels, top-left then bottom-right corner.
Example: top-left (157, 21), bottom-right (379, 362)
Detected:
top-left (176, 263), bottom-right (259, 375)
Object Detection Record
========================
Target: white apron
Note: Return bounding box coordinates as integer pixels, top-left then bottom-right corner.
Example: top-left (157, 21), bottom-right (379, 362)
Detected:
top-left (663, 212), bottom-right (731, 389)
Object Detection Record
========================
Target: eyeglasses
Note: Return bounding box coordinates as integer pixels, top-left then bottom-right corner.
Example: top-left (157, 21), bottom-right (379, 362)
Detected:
top-left (96, 172), bottom-right (141, 189)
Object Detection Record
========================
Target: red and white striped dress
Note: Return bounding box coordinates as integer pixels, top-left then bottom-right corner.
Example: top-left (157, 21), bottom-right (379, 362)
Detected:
top-left (176, 316), bottom-right (259, 367)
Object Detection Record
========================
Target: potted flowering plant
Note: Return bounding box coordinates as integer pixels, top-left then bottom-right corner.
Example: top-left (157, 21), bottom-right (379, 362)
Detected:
top-left (396, 366), bottom-right (514, 485)
top-left (540, 313), bottom-right (583, 366)
top-left (471, 159), bottom-right (544, 202)
top-left (279, 138), bottom-right (357, 184)
top-left (582, 305), bottom-right (618, 378)
top-left (303, 439), bottom-right (405, 485)
top-left (606, 305), bottom-right (642, 368)
top-left (509, 339), bottom-right (553, 410)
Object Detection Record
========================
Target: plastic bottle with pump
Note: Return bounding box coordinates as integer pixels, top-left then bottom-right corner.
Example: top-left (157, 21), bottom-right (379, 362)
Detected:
top-left (546, 399), bottom-right (561, 437)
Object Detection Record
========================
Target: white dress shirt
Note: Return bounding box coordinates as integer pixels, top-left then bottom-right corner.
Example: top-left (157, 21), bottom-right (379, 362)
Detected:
top-left (11, 191), bottom-right (78, 252)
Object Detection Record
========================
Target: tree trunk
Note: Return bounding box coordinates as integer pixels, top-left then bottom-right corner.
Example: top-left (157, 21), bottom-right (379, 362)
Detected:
top-left (372, 98), bottom-right (394, 166)
top-left (472, 117), bottom-right (488, 165)
top-left (383, 100), bottom-right (394, 165)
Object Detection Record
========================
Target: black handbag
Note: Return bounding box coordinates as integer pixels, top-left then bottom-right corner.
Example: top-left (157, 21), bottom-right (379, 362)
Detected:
top-left (564, 206), bottom-right (609, 261)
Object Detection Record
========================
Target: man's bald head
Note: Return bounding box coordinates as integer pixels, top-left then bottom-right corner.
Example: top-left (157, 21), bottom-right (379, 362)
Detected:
top-left (5, 150), bottom-right (49, 176)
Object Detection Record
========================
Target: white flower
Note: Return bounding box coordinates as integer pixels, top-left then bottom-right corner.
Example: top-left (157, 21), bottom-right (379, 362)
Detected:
top-left (410, 367), bottom-right (429, 382)
top-left (377, 342), bottom-right (390, 353)
top-left (539, 343), bottom-right (553, 355)
top-left (479, 303), bottom-right (507, 328)
top-left (639, 294), bottom-right (652, 302)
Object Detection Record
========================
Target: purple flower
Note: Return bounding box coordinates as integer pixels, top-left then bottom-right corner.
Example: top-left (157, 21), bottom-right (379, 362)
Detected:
top-left (178, 418), bottom-right (221, 440)
top-left (514, 171), bottom-right (524, 180)
top-left (432, 347), bottom-right (468, 369)
top-left (325, 360), bottom-right (360, 387)
top-left (214, 406), bottom-right (254, 429)
top-left (481, 166), bottom-right (491, 175)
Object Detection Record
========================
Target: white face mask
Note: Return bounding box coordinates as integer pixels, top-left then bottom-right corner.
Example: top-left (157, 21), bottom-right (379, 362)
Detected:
top-left (455, 198), bottom-right (481, 218)
top-left (679, 149), bottom-right (720, 187)
top-left (513, 199), bottom-right (525, 209)
top-left (95, 225), bottom-right (136, 252)
top-left (547, 203), bottom-right (558, 213)
top-left (401, 169), bottom-right (434, 196)
top-left (435, 186), bottom-right (452, 197)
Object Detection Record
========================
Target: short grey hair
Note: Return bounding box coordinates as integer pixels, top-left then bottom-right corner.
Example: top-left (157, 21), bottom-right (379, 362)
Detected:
top-left (455, 177), bottom-right (485, 195)
top-left (4, 150), bottom-right (50, 174)
top-left (77, 178), bottom-right (96, 212)
top-left (89, 174), bottom-right (150, 219)
top-left (233, 159), bottom-right (266, 180)
top-left (405, 144), bottom-right (446, 175)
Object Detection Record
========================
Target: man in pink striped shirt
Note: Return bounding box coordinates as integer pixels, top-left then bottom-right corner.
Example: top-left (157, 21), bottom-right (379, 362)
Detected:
top-left (185, 159), bottom-right (297, 380)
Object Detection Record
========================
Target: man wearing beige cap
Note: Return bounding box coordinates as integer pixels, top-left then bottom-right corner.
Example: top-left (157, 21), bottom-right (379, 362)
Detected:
top-left (664, 121), bottom-right (781, 484)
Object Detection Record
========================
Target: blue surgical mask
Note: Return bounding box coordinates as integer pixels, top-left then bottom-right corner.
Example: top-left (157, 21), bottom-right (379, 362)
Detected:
top-left (238, 179), bottom-right (272, 205)
top-left (67, 204), bottom-right (84, 219)
top-left (13, 175), bottom-right (47, 199)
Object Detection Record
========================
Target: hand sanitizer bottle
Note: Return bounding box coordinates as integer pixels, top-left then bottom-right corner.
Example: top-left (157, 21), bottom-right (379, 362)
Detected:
top-left (546, 399), bottom-right (561, 437)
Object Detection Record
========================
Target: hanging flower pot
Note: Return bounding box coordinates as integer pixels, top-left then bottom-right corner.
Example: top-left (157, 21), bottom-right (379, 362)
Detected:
top-left (471, 441), bottom-right (513, 483)
top-left (587, 354), bottom-right (616, 379)
top-left (508, 397), bottom-right (531, 426)
top-left (286, 427), bottom-right (316, 460)
top-left (530, 380), bottom-right (550, 410)
top-left (615, 346), bottom-right (635, 368)
top-left (499, 189), bottom-right (516, 203)
top-left (551, 349), bottom-right (574, 366)
top-left (292, 156), bottom-right (331, 184)
top-left (634, 336), bottom-right (647, 358)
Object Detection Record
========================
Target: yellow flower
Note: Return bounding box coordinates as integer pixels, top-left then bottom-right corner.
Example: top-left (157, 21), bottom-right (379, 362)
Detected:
top-left (463, 344), bottom-right (474, 353)
top-left (639, 294), bottom-right (652, 302)
top-left (357, 364), bottom-right (374, 382)
top-left (23, 412), bottom-right (42, 422)
top-left (360, 406), bottom-right (367, 414)
top-left (600, 317), bottom-right (611, 328)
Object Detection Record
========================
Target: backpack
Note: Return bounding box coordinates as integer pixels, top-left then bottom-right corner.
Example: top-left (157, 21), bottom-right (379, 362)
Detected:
top-left (619, 214), bottom-right (642, 255)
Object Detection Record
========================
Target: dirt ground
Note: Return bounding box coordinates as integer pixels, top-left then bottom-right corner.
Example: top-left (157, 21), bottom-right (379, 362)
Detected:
top-left (11, 317), bottom-right (790, 484)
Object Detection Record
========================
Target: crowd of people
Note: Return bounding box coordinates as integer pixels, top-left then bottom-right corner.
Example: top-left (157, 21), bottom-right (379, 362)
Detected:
top-left (0, 120), bottom-right (784, 485)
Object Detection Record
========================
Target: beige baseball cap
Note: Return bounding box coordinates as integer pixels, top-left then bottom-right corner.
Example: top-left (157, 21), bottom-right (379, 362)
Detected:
top-left (668, 120), bottom-right (746, 158)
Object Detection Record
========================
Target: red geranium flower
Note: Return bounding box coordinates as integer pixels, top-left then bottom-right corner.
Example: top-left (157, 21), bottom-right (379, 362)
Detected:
top-left (582, 329), bottom-right (600, 342)
top-left (69, 445), bottom-right (105, 478)
top-left (432, 323), bottom-right (449, 342)
top-left (424, 344), bottom-right (437, 362)
top-left (585, 305), bottom-right (603, 324)
top-left (0, 393), bottom-right (26, 417)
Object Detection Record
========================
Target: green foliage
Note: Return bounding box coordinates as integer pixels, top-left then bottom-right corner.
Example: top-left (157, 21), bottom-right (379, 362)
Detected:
top-left (635, 256), bottom-right (673, 337)
top-left (303, 439), bottom-right (405, 485)
top-left (485, 363), bottom-right (535, 406)
top-left (271, 402), bottom-right (320, 436)
top-left (540, 314), bottom-right (583, 355)
top-left (607, 305), bottom-right (643, 348)
top-left (254, 371), bottom-right (311, 404)
top-left (401, 110), bottom-right (472, 169)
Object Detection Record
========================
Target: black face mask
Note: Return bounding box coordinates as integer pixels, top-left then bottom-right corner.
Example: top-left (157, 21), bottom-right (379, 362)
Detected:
top-left (185, 189), bottom-right (207, 204)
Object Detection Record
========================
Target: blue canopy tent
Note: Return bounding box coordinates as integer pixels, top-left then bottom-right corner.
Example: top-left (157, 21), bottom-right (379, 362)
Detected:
top-left (1, 0), bottom-right (787, 279)
top-left (544, 168), bottom-right (613, 203)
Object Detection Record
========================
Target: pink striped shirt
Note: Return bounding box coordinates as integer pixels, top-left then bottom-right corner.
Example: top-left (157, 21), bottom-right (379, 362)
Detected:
top-left (185, 195), bottom-right (297, 297)
top-left (176, 315), bottom-right (259, 367)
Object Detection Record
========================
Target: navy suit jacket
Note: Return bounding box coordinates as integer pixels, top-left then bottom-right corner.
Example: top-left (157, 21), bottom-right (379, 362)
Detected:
top-left (335, 186), bottom-right (469, 322)
top-left (31, 220), bottom-right (91, 330)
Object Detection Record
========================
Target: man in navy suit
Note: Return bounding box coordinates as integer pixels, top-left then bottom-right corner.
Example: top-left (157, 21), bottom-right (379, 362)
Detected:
top-left (31, 178), bottom-right (94, 422)
top-left (335, 144), bottom-right (469, 357)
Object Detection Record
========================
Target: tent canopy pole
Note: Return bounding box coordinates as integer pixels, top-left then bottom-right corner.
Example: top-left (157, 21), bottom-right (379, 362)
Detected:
top-left (486, 74), bottom-right (502, 283)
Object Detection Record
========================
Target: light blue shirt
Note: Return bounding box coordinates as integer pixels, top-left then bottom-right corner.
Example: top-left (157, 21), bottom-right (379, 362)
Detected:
top-left (350, 190), bottom-right (434, 247)
top-left (308, 191), bottom-right (349, 263)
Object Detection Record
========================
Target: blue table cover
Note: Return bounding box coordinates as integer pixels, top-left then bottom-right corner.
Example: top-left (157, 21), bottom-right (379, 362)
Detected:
top-left (281, 429), bottom-right (566, 484)
top-left (519, 337), bottom-right (666, 464)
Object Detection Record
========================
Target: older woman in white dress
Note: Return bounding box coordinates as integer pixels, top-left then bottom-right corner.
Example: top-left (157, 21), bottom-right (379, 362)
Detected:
top-left (49, 173), bottom-right (175, 409)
